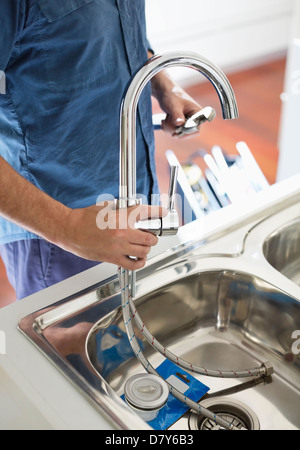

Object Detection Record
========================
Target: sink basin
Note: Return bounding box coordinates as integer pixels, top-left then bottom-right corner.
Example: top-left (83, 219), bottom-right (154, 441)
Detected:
top-left (263, 218), bottom-right (300, 286)
top-left (18, 198), bottom-right (300, 430)
top-left (87, 270), bottom-right (300, 430)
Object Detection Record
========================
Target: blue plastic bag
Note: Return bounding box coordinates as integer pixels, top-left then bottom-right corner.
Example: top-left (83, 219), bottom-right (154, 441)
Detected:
top-left (148, 359), bottom-right (210, 429)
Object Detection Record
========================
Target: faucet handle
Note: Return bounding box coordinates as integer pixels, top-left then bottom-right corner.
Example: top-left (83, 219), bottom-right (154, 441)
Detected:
top-left (160, 165), bottom-right (179, 236)
top-left (152, 106), bottom-right (216, 138)
top-left (168, 165), bottom-right (178, 211)
top-left (134, 165), bottom-right (179, 236)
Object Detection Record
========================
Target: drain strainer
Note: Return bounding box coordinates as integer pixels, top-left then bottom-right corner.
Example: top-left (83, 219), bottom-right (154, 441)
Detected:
top-left (188, 397), bottom-right (260, 430)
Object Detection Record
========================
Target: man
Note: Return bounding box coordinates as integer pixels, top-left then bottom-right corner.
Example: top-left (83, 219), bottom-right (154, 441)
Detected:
top-left (0, 0), bottom-right (200, 300)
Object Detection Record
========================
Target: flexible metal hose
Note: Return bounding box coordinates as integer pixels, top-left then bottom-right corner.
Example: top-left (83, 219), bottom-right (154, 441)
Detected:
top-left (119, 268), bottom-right (267, 378)
top-left (118, 267), bottom-right (241, 430)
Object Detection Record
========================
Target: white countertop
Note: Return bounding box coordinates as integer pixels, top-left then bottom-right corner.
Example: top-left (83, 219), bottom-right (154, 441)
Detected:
top-left (0, 174), bottom-right (299, 430)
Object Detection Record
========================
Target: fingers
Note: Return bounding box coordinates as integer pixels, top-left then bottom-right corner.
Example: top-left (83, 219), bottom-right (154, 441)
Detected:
top-left (118, 255), bottom-right (147, 271)
top-left (93, 202), bottom-right (167, 270)
top-left (114, 245), bottom-right (152, 271)
top-left (160, 87), bottom-right (202, 137)
top-left (124, 227), bottom-right (158, 257)
top-left (115, 225), bottom-right (159, 270)
top-left (130, 226), bottom-right (158, 245)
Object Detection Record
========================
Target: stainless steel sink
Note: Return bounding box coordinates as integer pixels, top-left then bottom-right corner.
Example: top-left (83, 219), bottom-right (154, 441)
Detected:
top-left (263, 218), bottom-right (300, 286)
top-left (18, 197), bottom-right (300, 430)
top-left (87, 269), bottom-right (300, 430)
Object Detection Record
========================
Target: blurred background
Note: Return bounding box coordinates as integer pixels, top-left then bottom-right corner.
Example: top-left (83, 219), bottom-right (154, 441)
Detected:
top-left (1, 0), bottom-right (299, 307)
top-left (146, 0), bottom-right (299, 192)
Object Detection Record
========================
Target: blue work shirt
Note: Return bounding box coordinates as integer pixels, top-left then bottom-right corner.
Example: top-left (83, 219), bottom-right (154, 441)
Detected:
top-left (0, 0), bottom-right (158, 244)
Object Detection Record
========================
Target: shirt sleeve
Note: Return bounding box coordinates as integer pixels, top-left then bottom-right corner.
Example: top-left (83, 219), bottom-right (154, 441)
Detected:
top-left (0, 0), bottom-right (25, 70)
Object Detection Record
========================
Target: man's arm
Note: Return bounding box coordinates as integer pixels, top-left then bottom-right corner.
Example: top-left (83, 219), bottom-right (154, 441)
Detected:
top-left (0, 156), bottom-right (163, 270)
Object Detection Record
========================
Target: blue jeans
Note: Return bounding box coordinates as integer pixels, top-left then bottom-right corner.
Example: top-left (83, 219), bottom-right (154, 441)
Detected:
top-left (0, 239), bottom-right (100, 300)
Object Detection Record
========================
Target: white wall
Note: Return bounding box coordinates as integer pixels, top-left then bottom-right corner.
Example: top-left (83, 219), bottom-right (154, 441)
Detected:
top-left (277, 0), bottom-right (300, 180)
top-left (146, 0), bottom-right (294, 84)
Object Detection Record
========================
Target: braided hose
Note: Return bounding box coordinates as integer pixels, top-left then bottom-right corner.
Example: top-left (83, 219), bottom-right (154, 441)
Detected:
top-left (128, 288), bottom-right (266, 378)
top-left (118, 268), bottom-right (241, 430)
top-left (119, 268), bottom-right (268, 378)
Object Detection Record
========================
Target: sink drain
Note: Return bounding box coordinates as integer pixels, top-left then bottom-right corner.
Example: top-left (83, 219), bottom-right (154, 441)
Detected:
top-left (188, 397), bottom-right (260, 430)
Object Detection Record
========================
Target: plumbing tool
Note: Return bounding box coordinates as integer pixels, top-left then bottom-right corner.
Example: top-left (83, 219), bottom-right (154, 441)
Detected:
top-left (153, 106), bottom-right (216, 137)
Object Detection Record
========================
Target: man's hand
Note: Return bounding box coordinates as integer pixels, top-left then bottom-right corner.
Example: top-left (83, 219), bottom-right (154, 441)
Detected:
top-left (60, 202), bottom-right (167, 271)
top-left (151, 70), bottom-right (202, 136)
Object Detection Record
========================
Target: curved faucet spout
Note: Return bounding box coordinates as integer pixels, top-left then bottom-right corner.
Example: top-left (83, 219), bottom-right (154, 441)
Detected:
top-left (119, 51), bottom-right (239, 207)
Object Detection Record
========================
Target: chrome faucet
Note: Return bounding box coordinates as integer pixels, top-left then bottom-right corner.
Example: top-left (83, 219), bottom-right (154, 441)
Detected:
top-left (119, 51), bottom-right (239, 237)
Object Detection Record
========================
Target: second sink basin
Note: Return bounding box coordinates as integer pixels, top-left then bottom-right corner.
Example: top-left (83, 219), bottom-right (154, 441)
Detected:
top-left (263, 218), bottom-right (300, 286)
